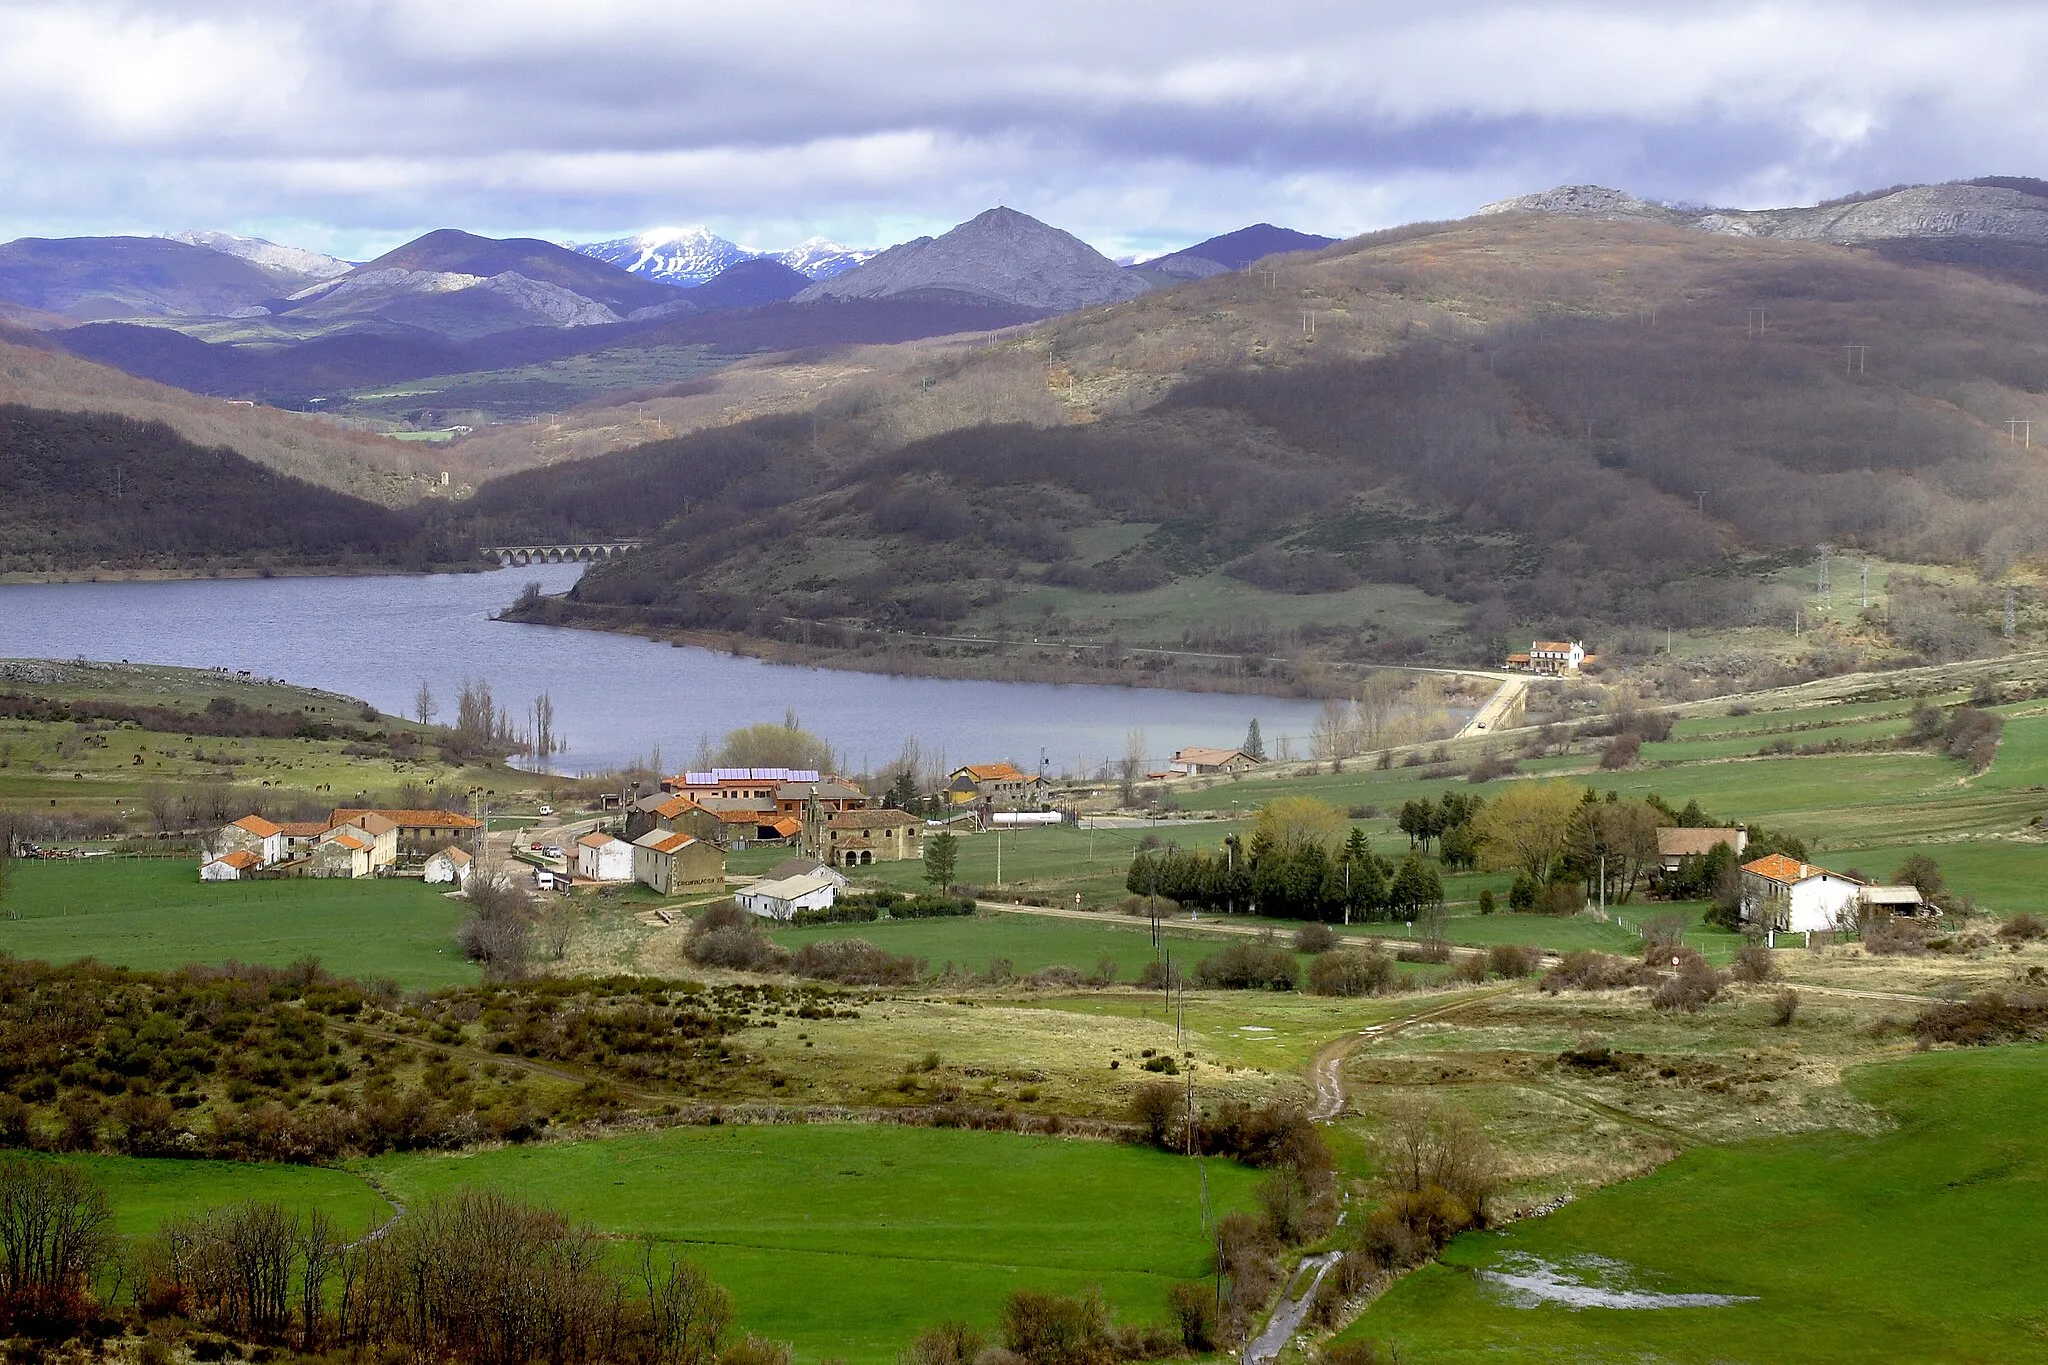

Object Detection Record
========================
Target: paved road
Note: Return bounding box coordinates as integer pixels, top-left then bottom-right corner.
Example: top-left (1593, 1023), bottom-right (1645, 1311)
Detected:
top-left (1244, 1252), bottom-right (1341, 1365)
top-left (1458, 675), bottom-right (1529, 739)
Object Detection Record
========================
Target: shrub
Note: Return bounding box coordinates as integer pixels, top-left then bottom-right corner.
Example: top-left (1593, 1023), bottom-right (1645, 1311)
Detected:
top-left (1164, 1281), bottom-right (1217, 1352)
top-left (1477, 889), bottom-right (1495, 915)
top-left (1540, 950), bottom-right (1641, 993)
top-left (1730, 943), bottom-right (1776, 983)
top-left (1771, 988), bottom-right (1800, 1026)
top-left (903, 1322), bottom-right (986, 1365)
top-left (1135, 959), bottom-right (1184, 990)
top-left (1129, 1082), bottom-right (1182, 1148)
top-left (1448, 953), bottom-right (1486, 984)
top-left (1599, 734), bottom-right (1641, 769)
top-left (1913, 990), bottom-right (2048, 1045)
top-left (1650, 949), bottom-right (1723, 1012)
top-left (789, 940), bottom-right (921, 986)
top-left (1485, 943), bottom-right (1538, 979)
top-left (1507, 872), bottom-right (1538, 912)
top-left (1308, 947), bottom-right (1395, 997)
top-left (1395, 941), bottom-right (1450, 965)
top-left (1001, 1286), bottom-right (1114, 1365)
top-left (1292, 922), bottom-right (1338, 955)
top-left (1195, 941), bottom-right (1299, 991)
top-left (1023, 965), bottom-right (1084, 990)
top-left (1864, 919), bottom-right (1930, 956)
top-left (1999, 912), bottom-right (2047, 943)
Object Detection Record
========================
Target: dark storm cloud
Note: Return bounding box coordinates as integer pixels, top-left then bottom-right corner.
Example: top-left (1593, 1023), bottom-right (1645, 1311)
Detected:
top-left (2, 0), bottom-right (2044, 258)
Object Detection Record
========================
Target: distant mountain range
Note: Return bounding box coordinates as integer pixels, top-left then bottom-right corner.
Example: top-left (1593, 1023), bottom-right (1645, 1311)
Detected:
top-left (0, 235), bottom-right (331, 321)
top-left (573, 227), bottom-right (876, 287)
top-left (1130, 224), bottom-right (1338, 282)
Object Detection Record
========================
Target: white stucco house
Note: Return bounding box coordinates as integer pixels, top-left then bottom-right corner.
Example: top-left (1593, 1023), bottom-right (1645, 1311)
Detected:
top-left (576, 832), bottom-right (635, 882)
top-left (736, 872), bottom-right (838, 922)
top-left (422, 846), bottom-right (473, 886)
top-left (200, 850), bottom-right (262, 881)
top-left (1739, 854), bottom-right (1865, 933)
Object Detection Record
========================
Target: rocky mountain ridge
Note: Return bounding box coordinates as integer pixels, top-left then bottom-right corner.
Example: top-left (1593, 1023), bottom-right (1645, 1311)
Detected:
top-left (1479, 180), bottom-right (2048, 247)
top-left (574, 226), bottom-right (875, 286)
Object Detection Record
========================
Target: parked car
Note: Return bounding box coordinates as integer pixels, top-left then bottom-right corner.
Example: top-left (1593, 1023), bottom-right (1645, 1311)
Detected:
top-left (538, 804), bottom-right (554, 816)
top-left (542, 845), bottom-right (565, 859)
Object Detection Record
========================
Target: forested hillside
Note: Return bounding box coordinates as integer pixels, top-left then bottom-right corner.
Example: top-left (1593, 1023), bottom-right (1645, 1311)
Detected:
top-left (0, 405), bottom-right (466, 572)
top-left (468, 214), bottom-right (2048, 666)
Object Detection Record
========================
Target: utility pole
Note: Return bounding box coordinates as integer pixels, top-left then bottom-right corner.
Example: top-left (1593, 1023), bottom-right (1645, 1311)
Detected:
top-left (1844, 344), bottom-right (1866, 375)
top-left (1861, 558), bottom-right (1871, 610)
top-left (1817, 552), bottom-right (1831, 614)
top-left (2006, 587), bottom-right (2018, 639)
top-left (1695, 490), bottom-right (1708, 514)
top-left (2008, 419), bottom-right (2033, 449)
top-left (1301, 310), bottom-right (1316, 338)
top-left (1748, 306), bottom-right (1766, 338)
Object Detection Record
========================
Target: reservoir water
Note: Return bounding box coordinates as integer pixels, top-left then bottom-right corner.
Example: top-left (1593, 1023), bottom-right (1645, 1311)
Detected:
top-left (0, 567), bottom-right (1336, 777)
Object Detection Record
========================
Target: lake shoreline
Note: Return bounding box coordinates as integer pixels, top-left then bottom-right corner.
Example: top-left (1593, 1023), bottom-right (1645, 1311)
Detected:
top-left (493, 599), bottom-right (1487, 701)
top-left (0, 561), bottom-right (490, 587)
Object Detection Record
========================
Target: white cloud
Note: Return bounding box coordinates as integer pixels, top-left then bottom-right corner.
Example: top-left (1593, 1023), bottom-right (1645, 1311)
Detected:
top-left (3, 0), bottom-right (2047, 255)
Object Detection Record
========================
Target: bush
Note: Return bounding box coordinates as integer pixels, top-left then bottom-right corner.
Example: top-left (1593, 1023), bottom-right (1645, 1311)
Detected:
top-left (1195, 940), bottom-right (1298, 991)
top-left (1539, 950), bottom-right (1641, 993)
top-left (1001, 1286), bottom-right (1114, 1365)
top-left (1135, 959), bottom-right (1184, 990)
top-left (1485, 943), bottom-right (1538, 979)
top-left (1507, 871), bottom-right (1538, 912)
top-left (1771, 988), bottom-right (1800, 1026)
top-left (1599, 733), bottom-right (1642, 769)
top-left (1999, 912), bottom-right (2047, 943)
top-left (1448, 953), bottom-right (1487, 984)
top-left (1164, 1281), bottom-right (1216, 1352)
top-left (789, 940), bottom-right (921, 985)
top-left (1129, 1082), bottom-right (1183, 1148)
top-left (1292, 921), bottom-right (1338, 954)
top-left (903, 1322), bottom-right (986, 1365)
top-left (1730, 943), bottom-right (1776, 983)
top-left (1912, 990), bottom-right (2048, 1046)
top-left (1650, 948), bottom-right (1723, 1012)
top-left (1308, 946), bottom-right (1395, 997)
top-left (1477, 889), bottom-right (1495, 915)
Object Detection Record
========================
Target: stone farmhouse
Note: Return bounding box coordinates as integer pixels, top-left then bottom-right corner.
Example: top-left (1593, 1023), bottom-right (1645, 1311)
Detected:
top-left (824, 809), bottom-right (922, 866)
top-left (1739, 855), bottom-right (1930, 933)
top-left (630, 829), bottom-right (725, 896)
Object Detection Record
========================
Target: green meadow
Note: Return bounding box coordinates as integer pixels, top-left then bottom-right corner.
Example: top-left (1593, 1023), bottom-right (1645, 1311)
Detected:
top-left (3, 1152), bottom-right (389, 1239)
top-left (0, 857), bottom-right (476, 989)
top-left (364, 1123), bottom-right (1256, 1364)
top-left (1341, 1045), bottom-right (2048, 1364)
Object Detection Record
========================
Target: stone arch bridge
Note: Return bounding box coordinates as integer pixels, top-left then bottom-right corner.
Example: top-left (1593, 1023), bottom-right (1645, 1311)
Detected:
top-left (482, 540), bottom-right (644, 566)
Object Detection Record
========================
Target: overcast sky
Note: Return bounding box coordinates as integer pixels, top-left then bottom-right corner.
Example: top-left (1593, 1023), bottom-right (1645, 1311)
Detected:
top-left (2, 0), bottom-right (2042, 260)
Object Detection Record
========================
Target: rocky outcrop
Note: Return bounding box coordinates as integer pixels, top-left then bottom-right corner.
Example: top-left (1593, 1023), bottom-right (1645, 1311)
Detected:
top-left (1476, 181), bottom-right (2048, 248)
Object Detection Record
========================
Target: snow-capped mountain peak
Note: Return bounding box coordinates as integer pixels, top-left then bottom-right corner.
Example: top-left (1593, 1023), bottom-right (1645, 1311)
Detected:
top-left (774, 237), bottom-right (879, 280)
top-left (574, 226), bottom-right (753, 287)
top-left (572, 226), bottom-right (879, 287)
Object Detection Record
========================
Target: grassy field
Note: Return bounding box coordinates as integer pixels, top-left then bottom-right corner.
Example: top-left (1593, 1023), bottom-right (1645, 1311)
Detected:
top-left (365, 1123), bottom-right (1255, 1363)
top-left (1340, 1044), bottom-right (2048, 1364)
top-left (769, 910), bottom-right (1273, 979)
top-left (0, 858), bottom-right (477, 989)
top-left (0, 1152), bottom-right (390, 1239)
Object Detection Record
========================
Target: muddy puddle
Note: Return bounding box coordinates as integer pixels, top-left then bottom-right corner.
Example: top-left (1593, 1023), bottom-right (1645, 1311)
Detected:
top-left (1476, 1253), bottom-right (1758, 1310)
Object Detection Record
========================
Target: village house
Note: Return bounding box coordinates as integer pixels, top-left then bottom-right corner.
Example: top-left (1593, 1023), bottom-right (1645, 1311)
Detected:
top-left (774, 779), bottom-right (868, 818)
top-left (200, 849), bottom-right (262, 881)
top-left (736, 871), bottom-right (839, 921)
top-left (1861, 884), bottom-right (1930, 918)
top-left (824, 809), bottom-right (922, 865)
top-left (576, 832), bottom-right (635, 883)
top-left (214, 815), bottom-right (284, 866)
top-left (1505, 640), bottom-right (1587, 676)
top-left (946, 762), bottom-right (1050, 809)
top-left (1739, 854), bottom-right (1865, 933)
top-left (422, 846), bottom-right (472, 887)
top-left (310, 831), bottom-right (378, 879)
top-left (1655, 827), bottom-right (1749, 875)
top-left (1167, 746), bottom-right (1261, 776)
top-left (660, 767), bottom-right (824, 801)
top-left (328, 808), bottom-right (483, 863)
top-left (631, 829), bottom-right (726, 897)
top-left (760, 856), bottom-right (849, 890)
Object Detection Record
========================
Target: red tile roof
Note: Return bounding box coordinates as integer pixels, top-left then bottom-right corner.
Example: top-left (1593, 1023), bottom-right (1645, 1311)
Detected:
top-left (828, 809), bottom-right (919, 829)
top-left (231, 815), bottom-right (281, 837)
top-left (958, 763), bottom-right (1029, 782)
top-left (330, 808), bottom-right (481, 830)
top-left (1742, 854), bottom-right (1860, 886)
top-left (213, 849), bottom-right (262, 869)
